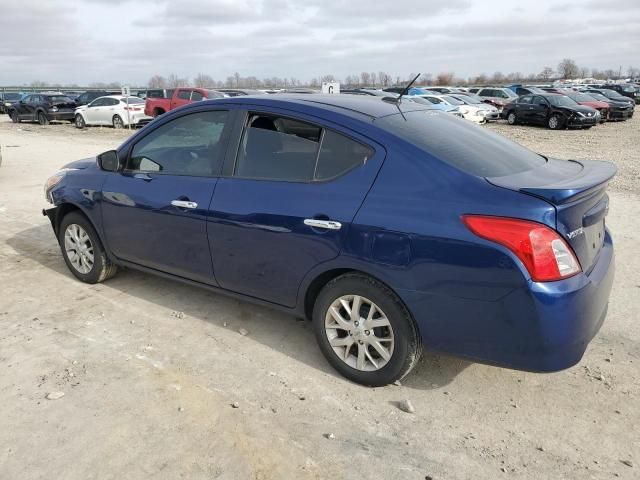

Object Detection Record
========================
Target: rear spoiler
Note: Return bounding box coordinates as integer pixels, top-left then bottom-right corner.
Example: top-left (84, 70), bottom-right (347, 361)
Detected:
top-left (487, 159), bottom-right (617, 205)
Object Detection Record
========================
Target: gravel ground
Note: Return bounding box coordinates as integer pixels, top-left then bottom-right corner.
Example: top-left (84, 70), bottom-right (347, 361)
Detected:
top-left (0, 116), bottom-right (638, 480)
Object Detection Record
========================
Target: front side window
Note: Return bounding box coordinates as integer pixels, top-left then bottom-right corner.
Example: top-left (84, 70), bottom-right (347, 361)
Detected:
top-left (518, 95), bottom-right (532, 104)
top-left (128, 111), bottom-right (229, 176)
top-left (191, 91), bottom-right (204, 101)
top-left (177, 90), bottom-right (191, 100)
top-left (234, 114), bottom-right (373, 182)
top-left (90, 98), bottom-right (107, 107)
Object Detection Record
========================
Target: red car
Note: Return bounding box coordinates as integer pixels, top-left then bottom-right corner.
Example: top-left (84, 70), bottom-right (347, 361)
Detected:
top-left (144, 87), bottom-right (226, 117)
top-left (560, 91), bottom-right (610, 123)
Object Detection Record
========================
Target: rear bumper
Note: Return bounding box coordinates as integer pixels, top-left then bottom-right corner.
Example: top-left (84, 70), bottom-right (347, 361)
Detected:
top-left (402, 231), bottom-right (615, 372)
top-left (49, 111), bottom-right (75, 121)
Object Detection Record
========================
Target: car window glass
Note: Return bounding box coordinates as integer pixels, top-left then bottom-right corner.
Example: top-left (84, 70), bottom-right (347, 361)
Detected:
top-left (519, 96), bottom-right (532, 104)
top-left (177, 90), bottom-right (191, 100)
top-left (91, 98), bottom-right (106, 107)
top-left (234, 114), bottom-right (321, 182)
top-left (533, 96), bottom-right (547, 105)
top-left (107, 98), bottom-right (120, 106)
top-left (191, 91), bottom-right (204, 101)
top-left (315, 130), bottom-right (373, 181)
top-left (128, 111), bottom-right (229, 177)
top-left (495, 90), bottom-right (507, 98)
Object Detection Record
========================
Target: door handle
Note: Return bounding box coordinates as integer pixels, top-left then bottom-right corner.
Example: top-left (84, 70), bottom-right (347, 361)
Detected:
top-left (304, 219), bottom-right (342, 230)
top-left (171, 200), bottom-right (198, 209)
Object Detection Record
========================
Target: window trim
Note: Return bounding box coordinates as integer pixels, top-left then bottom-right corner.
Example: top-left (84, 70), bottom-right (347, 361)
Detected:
top-left (122, 108), bottom-right (234, 178)
top-left (229, 110), bottom-right (375, 184)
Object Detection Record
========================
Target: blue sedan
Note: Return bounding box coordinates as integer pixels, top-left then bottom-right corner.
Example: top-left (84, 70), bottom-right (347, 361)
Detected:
top-left (43, 95), bottom-right (615, 386)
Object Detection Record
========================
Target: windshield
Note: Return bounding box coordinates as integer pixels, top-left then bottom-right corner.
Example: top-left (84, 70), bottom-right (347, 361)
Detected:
top-left (602, 90), bottom-right (625, 99)
top-left (408, 96), bottom-right (434, 105)
top-left (449, 95), bottom-right (472, 105)
top-left (48, 96), bottom-right (74, 103)
top-left (588, 92), bottom-right (609, 102)
top-left (375, 110), bottom-right (546, 177)
top-left (547, 95), bottom-right (578, 107)
top-left (441, 95), bottom-right (464, 105)
top-left (569, 93), bottom-right (595, 102)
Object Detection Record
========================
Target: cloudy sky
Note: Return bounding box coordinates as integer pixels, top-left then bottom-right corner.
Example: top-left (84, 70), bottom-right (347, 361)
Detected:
top-left (1, 0), bottom-right (639, 86)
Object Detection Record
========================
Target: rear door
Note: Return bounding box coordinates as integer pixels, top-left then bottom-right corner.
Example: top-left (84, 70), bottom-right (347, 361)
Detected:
top-left (171, 89), bottom-right (192, 109)
top-left (208, 109), bottom-right (385, 306)
top-left (101, 109), bottom-right (233, 284)
top-left (530, 96), bottom-right (550, 125)
top-left (517, 95), bottom-right (533, 122)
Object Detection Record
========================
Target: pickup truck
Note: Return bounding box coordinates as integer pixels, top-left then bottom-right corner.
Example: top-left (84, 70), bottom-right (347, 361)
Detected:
top-left (144, 87), bottom-right (225, 117)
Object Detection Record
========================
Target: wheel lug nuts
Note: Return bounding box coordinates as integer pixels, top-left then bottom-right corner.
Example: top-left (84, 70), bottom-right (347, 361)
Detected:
top-left (365, 330), bottom-right (370, 335)
top-left (354, 321), bottom-right (359, 327)
top-left (358, 340), bottom-right (363, 345)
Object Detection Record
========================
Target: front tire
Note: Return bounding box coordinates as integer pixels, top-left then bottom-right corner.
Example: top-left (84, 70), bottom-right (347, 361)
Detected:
top-left (75, 114), bottom-right (86, 129)
top-left (548, 115), bottom-right (562, 130)
top-left (313, 273), bottom-right (422, 386)
top-left (58, 211), bottom-right (118, 284)
top-left (506, 111), bottom-right (517, 125)
top-left (112, 115), bottom-right (124, 129)
top-left (38, 112), bottom-right (49, 126)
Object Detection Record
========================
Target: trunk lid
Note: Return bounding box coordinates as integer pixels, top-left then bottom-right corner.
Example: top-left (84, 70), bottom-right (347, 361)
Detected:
top-left (487, 158), bottom-right (616, 273)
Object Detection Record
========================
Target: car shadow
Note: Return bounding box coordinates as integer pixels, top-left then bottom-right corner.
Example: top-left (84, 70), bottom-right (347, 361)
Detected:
top-left (7, 223), bottom-right (470, 390)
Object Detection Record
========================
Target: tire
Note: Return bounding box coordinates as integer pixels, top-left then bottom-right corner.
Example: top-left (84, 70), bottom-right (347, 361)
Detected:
top-left (153, 108), bottom-right (165, 117)
top-left (312, 273), bottom-right (422, 387)
top-left (9, 111), bottom-right (19, 123)
top-left (38, 112), bottom-right (49, 126)
top-left (506, 111), bottom-right (517, 125)
top-left (58, 211), bottom-right (118, 284)
top-left (547, 115), bottom-right (562, 130)
top-left (112, 115), bottom-right (124, 129)
top-left (75, 114), bottom-right (86, 129)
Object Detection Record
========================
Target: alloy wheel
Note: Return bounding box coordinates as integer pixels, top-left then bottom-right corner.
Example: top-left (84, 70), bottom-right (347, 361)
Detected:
top-left (113, 116), bottom-right (124, 129)
top-left (324, 295), bottom-right (394, 371)
top-left (64, 224), bottom-right (95, 274)
top-left (548, 116), bottom-right (559, 129)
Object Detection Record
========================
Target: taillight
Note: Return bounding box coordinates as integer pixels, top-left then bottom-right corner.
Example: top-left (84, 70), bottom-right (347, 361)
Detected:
top-left (462, 215), bottom-right (581, 282)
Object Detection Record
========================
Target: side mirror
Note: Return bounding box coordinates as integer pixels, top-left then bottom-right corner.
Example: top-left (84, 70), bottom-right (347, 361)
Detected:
top-left (97, 150), bottom-right (122, 172)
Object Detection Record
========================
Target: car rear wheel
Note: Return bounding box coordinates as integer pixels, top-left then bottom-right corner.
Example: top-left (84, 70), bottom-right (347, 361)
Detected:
top-left (548, 115), bottom-right (562, 130)
top-left (112, 115), bottom-right (124, 129)
top-left (313, 273), bottom-right (422, 386)
top-left (58, 211), bottom-right (118, 284)
top-left (38, 112), bottom-right (49, 126)
top-left (506, 112), bottom-right (517, 125)
top-left (74, 114), bottom-right (86, 129)
top-left (10, 111), bottom-right (19, 123)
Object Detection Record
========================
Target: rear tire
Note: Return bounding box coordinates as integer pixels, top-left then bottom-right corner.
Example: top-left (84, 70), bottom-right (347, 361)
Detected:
top-left (312, 273), bottom-right (422, 386)
top-left (112, 115), bottom-right (124, 129)
top-left (9, 111), bottom-right (19, 123)
top-left (58, 211), bottom-right (118, 284)
top-left (38, 112), bottom-right (49, 126)
top-left (506, 111), bottom-right (517, 125)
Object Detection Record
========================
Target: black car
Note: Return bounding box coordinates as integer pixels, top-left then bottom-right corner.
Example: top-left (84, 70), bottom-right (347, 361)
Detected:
top-left (516, 86), bottom-right (549, 95)
top-left (7, 94), bottom-right (76, 125)
top-left (75, 90), bottom-right (119, 106)
top-left (503, 94), bottom-right (598, 129)
top-left (598, 84), bottom-right (639, 104)
top-left (584, 89), bottom-right (635, 118)
top-left (0, 92), bottom-right (23, 114)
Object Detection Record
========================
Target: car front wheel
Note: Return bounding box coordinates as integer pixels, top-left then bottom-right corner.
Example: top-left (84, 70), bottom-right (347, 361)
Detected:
top-left (313, 273), bottom-right (422, 386)
top-left (75, 114), bottom-right (86, 129)
top-left (58, 211), bottom-right (118, 284)
top-left (548, 115), bottom-right (562, 129)
top-left (506, 111), bottom-right (517, 125)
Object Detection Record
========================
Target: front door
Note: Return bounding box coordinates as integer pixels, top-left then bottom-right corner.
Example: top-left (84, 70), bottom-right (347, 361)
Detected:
top-left (101, 109), bottom-right (233, 284)
top-left (530, 96), bottom-right (550, 125)
top-left (208, 110), bottom-right (385, 307)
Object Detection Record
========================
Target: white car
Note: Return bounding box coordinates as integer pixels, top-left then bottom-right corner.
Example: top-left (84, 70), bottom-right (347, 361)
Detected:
top-left (421, 94), bottom-right (498, 124)
top-left (74, 95), bottom-right (152, 129)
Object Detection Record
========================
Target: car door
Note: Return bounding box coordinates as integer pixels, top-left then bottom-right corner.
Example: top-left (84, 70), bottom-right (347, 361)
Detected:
top-left (530, 96), bottom-right (550, 125)
top-left (84, 98), bottom-right (105, 124)
top-left (26, 95), bottom-right (41, 120)
top-left (171, 89), bottom-right (192, 109)
top-left (207, 109), bottom-right (385, 307)
top-left (516, 95), bottom-right (533, 122)
top-left (98, 98), bottom-right (119, 124)
top-left (101, 109), bottom-right (234, 284)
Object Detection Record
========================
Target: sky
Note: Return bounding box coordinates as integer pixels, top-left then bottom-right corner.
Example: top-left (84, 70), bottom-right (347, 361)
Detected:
top-left (0, 0), bottom-right (639, 86)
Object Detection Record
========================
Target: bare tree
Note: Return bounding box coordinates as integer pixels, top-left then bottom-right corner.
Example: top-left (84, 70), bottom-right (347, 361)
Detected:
top-left (148, 75), bottom-right (166, 88)
top-left (360, 72), bottom-right (371, 86)
top-left (320, 74), bottom-right (336, 83)
top-left (579, 66), bottom-right (590, 78)
top-left (418, 73), bottom-right (433, 86)
top-left (378, 71), bottom-right (391, 87)
top-left (194, 73), bottom-right (215, 88)
top-left (166, 73), bottom-right (188, 88)
top-left (627, 66), bottom-right (639, 78)
top-left (473, 73), bottom-right (488, 84)
top-left (591, 69), bottom-right (606, 80)
top-left (538, 67), bottom-right (554, 81)
top-left (506, 72), bottom-right (522, 82)
top-left (557, 58), bottom-right (579, 79)
top-left (435, 72), bottom-right (454, 86)
top-left (603, 69), bottom-right (617, 80)
top-left (30, 80), bottom-right (49, 88)
top-left (491, 71), bottom-right (505, 83)
top-left (369, 72), bottom-right (377, 87)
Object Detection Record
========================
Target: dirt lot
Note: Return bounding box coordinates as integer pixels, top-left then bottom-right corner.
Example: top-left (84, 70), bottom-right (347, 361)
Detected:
top-left (0, 116), bottom-right (638, 480)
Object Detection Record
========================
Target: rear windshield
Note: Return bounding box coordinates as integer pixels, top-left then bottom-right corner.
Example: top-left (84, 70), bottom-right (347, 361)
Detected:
top-left (4, 93), bottom-right (21, 100)
top-left (375, 110), bottom-right (546, 177)
top-left (47, 96), bottom-right (73, 103)
top-left (121, 97), bottom-right (144, 104)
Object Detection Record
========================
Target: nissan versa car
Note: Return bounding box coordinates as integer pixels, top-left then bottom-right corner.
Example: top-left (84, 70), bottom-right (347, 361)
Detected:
top-left (43, 95), bottom-right (615, 386)
top-left (503, 94), bottom-right (599, 129)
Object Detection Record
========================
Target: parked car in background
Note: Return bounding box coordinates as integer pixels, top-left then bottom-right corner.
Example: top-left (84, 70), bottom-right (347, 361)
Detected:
top-left (422, 87), bottom-right (465, 94)
top-left (0, 92), bottom-right (24, 114)
top-left (475, 87), bottom-right (518, 111)
top-left (503, 94), bottom-right (598, 129)
top-left (584, 89), bottom-right (635, 117)
top-left (581, 91), bottom-right (634, 120)
top-left (404, 96), bottom-right (463, 116)
top-left (7, 93), bottom-right (76, 125)
top-left (341, 89), bottom-right (397, 97)
top-left (144, 87), bottom-right (226, 117)
top-left (74, 96), bottom-right (152, 129)
top-left (75, 90), bottom-right (120, 107)
top-left (448, 94), bottom-right (500, 122)
top-left (599, 84), bottom-right (638, 104)
top-left (507, 85), bottom-right (548, 96)
top-left (561, 91), bottom-right (610, 123)
top-left (217, 89), bottom-right (267, 97)
top-left (43, 94), bottom-right (615, 386)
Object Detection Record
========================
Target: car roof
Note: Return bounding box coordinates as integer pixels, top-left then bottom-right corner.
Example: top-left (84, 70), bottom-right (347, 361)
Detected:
top-left (199, 94), bottom-right (433, 120)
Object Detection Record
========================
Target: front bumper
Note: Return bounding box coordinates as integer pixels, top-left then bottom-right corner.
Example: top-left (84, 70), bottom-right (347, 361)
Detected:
top-left (567, 115), bottom-right (597, 128)
top-left (401, 231), bottom-right (614, 372)
top-left (609, 109), bottom-right (632, 120)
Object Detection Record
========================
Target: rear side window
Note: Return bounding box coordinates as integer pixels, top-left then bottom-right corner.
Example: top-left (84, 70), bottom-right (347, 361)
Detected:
top-left (191, 91), bottom-right (204, 101)
top-left (376, 110), bottom-right (545, 177)
top-left (234, 114), bottom-right (373, 182)
top-left (177, 90), bottom-right (191, 100)
top-left (128, 111), bottom-right (229, 176)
